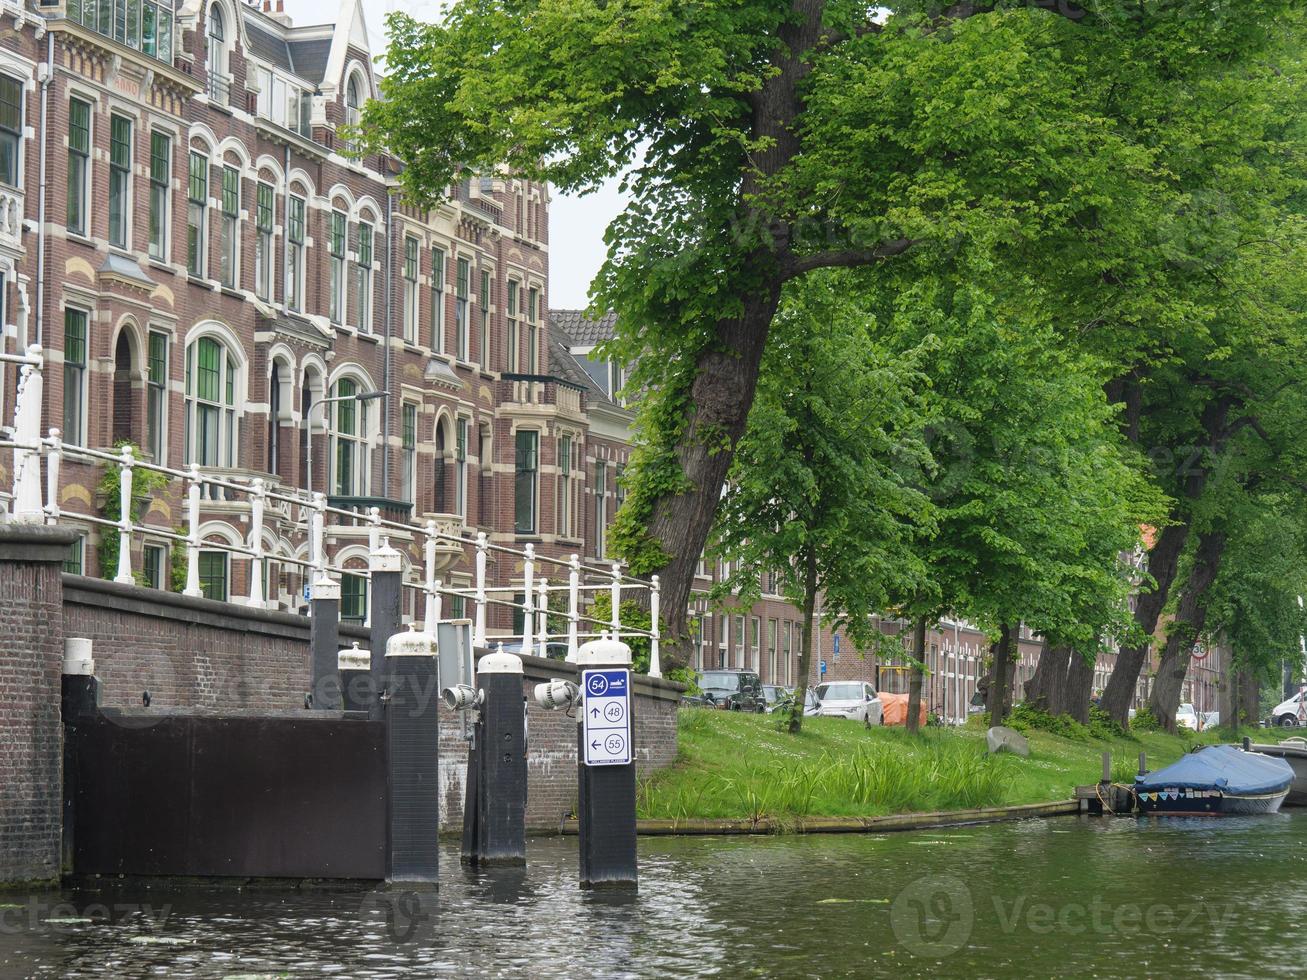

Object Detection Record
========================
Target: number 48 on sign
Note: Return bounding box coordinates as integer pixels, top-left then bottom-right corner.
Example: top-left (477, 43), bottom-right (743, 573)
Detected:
top-left (581, 668), bottom-right (632, 767)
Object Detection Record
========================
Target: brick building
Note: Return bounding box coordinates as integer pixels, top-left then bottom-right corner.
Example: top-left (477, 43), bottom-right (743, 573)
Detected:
top-left (0, 0), bottom-right (627, 638)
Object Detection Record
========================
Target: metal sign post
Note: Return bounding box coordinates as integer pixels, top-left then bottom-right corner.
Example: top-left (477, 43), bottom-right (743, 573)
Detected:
top-left (576, 638), bottom-right (637, 889)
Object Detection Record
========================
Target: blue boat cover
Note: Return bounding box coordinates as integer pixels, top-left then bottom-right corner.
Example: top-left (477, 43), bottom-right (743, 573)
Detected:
top-left (1136, 744), bottom-right (1293, 796)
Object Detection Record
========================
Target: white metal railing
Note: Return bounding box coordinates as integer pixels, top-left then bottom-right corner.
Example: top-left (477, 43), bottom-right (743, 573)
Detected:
top-left (0, 346), bottom-right (663, 675)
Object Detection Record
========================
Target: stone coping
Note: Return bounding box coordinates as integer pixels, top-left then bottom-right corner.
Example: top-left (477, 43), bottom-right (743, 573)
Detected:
top-left (63, 574), bottom-right (370, 642)
top-left (0, 523), bottom-right (80, 563)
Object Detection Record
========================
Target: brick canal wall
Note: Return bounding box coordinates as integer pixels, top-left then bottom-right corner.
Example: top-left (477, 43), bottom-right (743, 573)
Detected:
top-left (0, 526), bottom-right (78, 888)
top-left (8, 573), bottom-right (680, 875)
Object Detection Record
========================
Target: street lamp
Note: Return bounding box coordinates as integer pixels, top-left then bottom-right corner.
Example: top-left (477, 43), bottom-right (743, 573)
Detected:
top-left (305, 388), bottom-right (389, 500)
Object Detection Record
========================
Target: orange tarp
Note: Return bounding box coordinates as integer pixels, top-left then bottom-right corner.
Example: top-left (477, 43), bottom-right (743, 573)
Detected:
top-left (880, 692), bottom-right (928, 727)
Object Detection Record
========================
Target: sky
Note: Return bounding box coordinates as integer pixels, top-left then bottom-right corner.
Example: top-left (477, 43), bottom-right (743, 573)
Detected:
top-left (281, 0), bottom-right (626, 310)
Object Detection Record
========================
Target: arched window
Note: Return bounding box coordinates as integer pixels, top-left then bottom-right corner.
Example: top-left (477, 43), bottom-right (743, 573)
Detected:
top-left (206, 5), bottom-right (230, 103)
top-left (331, 377), bottom-right (370, 496)
top-left (345, 74), bottom-right (362, 152)
top-left (185, 335), bottom-right (239, 467)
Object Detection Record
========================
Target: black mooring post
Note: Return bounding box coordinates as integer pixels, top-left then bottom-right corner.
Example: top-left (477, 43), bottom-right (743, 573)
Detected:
top-left (462, 651), bottom-right (527, 866)
top-left (310, 572), bottom-right (342, 710)
top-left (385, 624), bottom-right (441, 883)
top-left (369, 538), bottom-right (403, 721)
top-left (339, 643), bottom-right (371, 712)
top-left (577, 639), bottom-right (638, 890)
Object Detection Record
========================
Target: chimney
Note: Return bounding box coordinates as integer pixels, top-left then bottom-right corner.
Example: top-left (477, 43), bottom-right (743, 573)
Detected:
top-left (270, 0), bottom-right (291, 26)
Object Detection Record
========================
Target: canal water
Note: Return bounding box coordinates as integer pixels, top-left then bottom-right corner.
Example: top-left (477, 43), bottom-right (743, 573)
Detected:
top-left (2, 814), bottom-right (1301, 978)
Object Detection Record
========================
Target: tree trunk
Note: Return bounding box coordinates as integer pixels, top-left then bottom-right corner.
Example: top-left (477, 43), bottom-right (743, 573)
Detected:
top-left (987, 624), bottom-right (1015, 728)
top-left (1064, 651), bottom-right (1095, 725)
top-left (1024, 641), bottom-right (1071, 714)
top-left (906, 616), bottom-right (927, 735)
top-left (787, 548), bottom-right (818, 735)
top-left (1147, 530), bottom-right (1226, 732)
top-left (1099, 521), bottom-right (1191, 725)
top-left (1237, 667), bottom-right (1259, 730)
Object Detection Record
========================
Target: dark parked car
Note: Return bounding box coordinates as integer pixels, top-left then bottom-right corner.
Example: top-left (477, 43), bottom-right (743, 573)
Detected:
top-left (688, 670), bottom-right (766, 712)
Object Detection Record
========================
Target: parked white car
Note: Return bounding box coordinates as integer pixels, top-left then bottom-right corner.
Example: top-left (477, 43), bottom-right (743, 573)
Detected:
top-left (813, 681), bottom-right (882, 728)
top-left (1271, 690), bottom-right (1307, 728)
top-left (1176, 703), bottom-right (1198, 730)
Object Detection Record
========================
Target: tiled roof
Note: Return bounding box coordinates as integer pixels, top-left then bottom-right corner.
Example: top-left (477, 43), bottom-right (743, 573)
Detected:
top-left (243, 17), bottom-right (334, 84)
top-left (549, 309), bottom-right (617, 348)
top-left (548, 316), bottom-right (608, 400)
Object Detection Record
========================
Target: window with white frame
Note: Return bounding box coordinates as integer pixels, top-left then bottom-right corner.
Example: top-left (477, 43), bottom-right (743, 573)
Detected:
top-left (558, 434), bottom-right (573, 537)
top-left (143, 543), bottom-right (167, 589)
top-left (402, 236), bottom-right (418, 343)
top-left (455, 417), bottom-right (468, 518)
top-left (526, 287), bottom-right (539, 373)
top-left (332, 377), bottom-right (368, 496)
top-left (341, 571), bottom-right (367, 624)
top-left (63, 307), bottom-right (88, 446)
top-left (198, 549), bottom-right (228, 601)
top-left (109, 114), bottom-right (132, 249)
top-left (146, 330), bottom-right (167, 459)
top-left (67, 98), bottom-right (90, 236)
top-left (455, 257), bottom-right (469, 361)
top-left (187, 151), bottom-right (208, 277)
top-left (329, 210), bottom-right (347, 323)
top-left (219, 166), bottom-right (239, 288)
top-left (514, 429), bottom-right (538, 535)
top-left (345, 74), bottom-right (363, 153)
top-left (184, 335), bottom-right (239, 467)
top-left (66, 0), bottom-right (175, 62)
top-left (206, 4), bottom-right (229, 105)
top-left (254, 67), bottom-right (311, 137)
top-left (430, 246), bottom-right (445, 352)
top-left (288, 194), bottom-right (305, 311)
top-left (594, 460), bottom-right (607, 558)
top-left (401, 402), bottom-right (417, 504)
top-left (255, 182), bottom-right (274, 300)
top-left (478, 269), bottom-right (490, 367)
top-left (0, 75), bottom-right (20, 188)
top-left (149, 131), bottom-right (170, 260)
top-left (506, 280), bottom-right (519, 372)
top-left (355, 222), bottom-right (373, 330)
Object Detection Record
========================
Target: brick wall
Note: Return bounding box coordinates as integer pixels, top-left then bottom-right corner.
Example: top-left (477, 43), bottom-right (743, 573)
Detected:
top-left (0, 526), bottom-right (78, 887)
top-left (60, 575), bottom-right (681, 833)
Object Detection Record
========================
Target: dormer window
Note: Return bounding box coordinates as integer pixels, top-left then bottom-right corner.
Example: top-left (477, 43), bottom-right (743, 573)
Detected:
top-left (66, 0), bottom-right (175, 63)
top-left (255, 68), bottom-right (313, 139)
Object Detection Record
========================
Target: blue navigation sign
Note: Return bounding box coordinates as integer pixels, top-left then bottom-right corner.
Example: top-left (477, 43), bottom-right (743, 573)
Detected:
top-left (581, 668), bottom-right (632, 767)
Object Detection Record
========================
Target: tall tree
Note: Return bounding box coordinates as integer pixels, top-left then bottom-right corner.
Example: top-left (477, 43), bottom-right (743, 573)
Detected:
top-left (709, 275), bottom-right (932, 734)
top-left (362, 1), bottom-right (1297, 662)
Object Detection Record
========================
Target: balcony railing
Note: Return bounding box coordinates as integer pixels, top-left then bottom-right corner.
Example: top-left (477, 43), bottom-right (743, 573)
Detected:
top-left (207, 72), bottom-right (231, 107)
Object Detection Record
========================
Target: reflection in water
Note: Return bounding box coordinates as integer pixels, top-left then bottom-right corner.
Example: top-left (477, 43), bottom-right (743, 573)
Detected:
top-left (1, 816), bottom-right (1302, 978)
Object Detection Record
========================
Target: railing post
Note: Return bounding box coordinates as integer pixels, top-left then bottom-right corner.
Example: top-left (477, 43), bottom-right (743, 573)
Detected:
top-left (474, 532), bottom-right (488, 646)
top-left (368, 536), bottom-right (403, 721)
top-left (610, 561), bottom-right (622, 637)
top-left (424, 518), bottom-right (438, 628)
top-left (247, 477), bottom-right (265, 607)
top-left (43, 428), bottom-right (61, 521)
top-left (536, 578), bottom-right (549, 658)
top-left (567, 554), bottom-right (580, 662)
top-left (113, 445), bottom-right (135, 584)
top-left (12, 345), bottom-right (44, 523)
top-left (522, 543), bottom-right (536, 654)
top-left (311, 491), bottom-right (327, 575)
top-left (367, 505), bottom-right (381, 555)
top-left (650, 574), bottom-right (662, 679)
top-left (431, 577), bottom-right (443, 627)
top-left (184, 465), bottom-right (202, 597)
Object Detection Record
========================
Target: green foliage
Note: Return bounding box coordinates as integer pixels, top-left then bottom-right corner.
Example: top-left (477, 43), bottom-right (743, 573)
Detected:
top-left (1008, 703), bottom-right (1090, 741)
top-left (1130, 706), bottom-right (1163, 733)
top-left (169, 531), bottom-right (188, 594)
top-left (95, 444), bottom-right (169, 585)
top-left (589, 592), bottom-right (658, 674)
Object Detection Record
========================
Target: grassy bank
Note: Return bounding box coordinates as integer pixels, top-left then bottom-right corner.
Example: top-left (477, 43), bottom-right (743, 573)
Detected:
top-left (637, 708), bottom-right (1283, 823)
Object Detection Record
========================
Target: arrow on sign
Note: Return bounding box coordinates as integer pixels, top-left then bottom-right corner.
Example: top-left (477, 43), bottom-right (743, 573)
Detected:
top-left (591, 740), bottom-right (600, 751)
top-left (591, 707), bottom-right (600, 718)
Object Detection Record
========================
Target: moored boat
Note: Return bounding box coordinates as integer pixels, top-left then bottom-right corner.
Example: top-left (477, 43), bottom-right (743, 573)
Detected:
top-left (1135, 744), bottom-right (1292, 816)
top-left (1245, 737), bottom-right (1307, 806)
